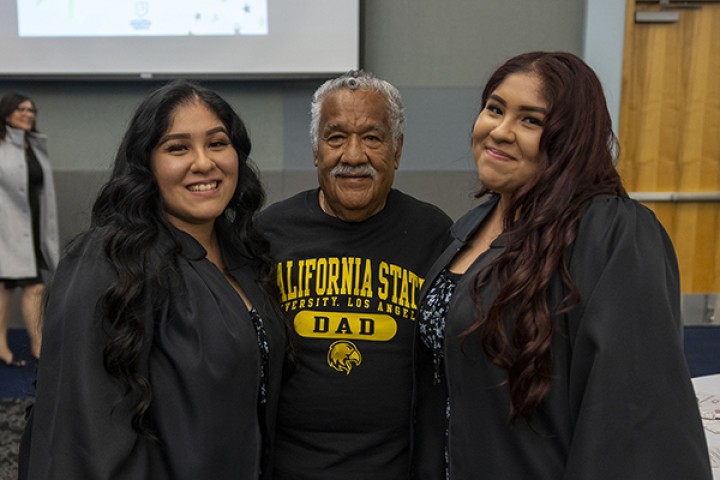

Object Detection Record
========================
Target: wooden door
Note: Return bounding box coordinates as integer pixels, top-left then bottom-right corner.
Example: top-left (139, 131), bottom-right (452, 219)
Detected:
top-left (619, 0), bottom-right (720, 293)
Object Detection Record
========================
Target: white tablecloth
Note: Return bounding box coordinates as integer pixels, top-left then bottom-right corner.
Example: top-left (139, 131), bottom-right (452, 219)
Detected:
top-left (692, 374), bottom-right (720, 479)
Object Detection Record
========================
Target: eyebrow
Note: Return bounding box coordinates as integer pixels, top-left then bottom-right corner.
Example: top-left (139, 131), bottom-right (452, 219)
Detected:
top-left (488, 94), bottom-right (548, 114)
top-left (323, 122), bottom-right (386, 134)
top-left (158, 126), bottom-right (228, 144)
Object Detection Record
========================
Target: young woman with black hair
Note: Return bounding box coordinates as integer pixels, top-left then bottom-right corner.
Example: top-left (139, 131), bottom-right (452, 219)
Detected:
top-left (20, 80), bottom-right (286, 479)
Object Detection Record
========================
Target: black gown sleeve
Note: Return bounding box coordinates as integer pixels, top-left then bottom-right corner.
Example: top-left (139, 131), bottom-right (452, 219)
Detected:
top-left (562, 196), bottom-right (712, 479)
top-left (20, 232), bottom-right (154, 479)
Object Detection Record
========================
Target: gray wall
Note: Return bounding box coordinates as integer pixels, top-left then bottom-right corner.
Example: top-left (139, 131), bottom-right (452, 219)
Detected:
top-left (2, 0), bottom-right (587, 326)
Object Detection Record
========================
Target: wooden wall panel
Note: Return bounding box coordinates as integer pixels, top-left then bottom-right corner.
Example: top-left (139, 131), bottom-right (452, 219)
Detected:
top-left (619, 0), bottom-right (720, 293)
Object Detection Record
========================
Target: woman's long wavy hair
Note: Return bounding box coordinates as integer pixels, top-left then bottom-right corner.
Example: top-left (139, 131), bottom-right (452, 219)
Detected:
top-left (0, 91), bottom-right (38, 140)
top-left (90, 80), bottom-right (274, 436)
top-left (466, 52), bottom-right (627, 422)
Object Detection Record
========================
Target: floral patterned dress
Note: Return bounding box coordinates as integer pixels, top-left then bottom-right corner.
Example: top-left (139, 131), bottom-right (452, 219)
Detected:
top-left (418, 268), bottom-right (460, 480)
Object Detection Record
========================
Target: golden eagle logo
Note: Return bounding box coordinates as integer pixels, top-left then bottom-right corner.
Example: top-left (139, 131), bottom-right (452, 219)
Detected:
top-left (327, 341), bottom-right (362, 374)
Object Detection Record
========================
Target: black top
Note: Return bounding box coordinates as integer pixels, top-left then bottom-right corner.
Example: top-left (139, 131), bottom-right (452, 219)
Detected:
top-left (413, 194), bottom-right (712, 480)
top-left (20, 223), bottom-right (286, 479)
top-left (26, 145), bottom-right (45, 274)
top-left (258, 188), bottom-right (453, 480)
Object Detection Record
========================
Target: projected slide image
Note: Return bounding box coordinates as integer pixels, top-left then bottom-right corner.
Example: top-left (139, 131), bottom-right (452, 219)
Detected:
top-left (17, 0), bottom-right (268, 37)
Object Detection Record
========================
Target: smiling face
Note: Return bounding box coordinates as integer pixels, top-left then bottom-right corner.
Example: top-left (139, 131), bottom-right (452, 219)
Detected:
top-left (314, 88), bottom-right (402, 222)
top-left (473, 72), bottom-right (548, 200)
top-left (6, 100), bottom-right (36, 132)
top-left (151, 100), bottom-right (239, 236)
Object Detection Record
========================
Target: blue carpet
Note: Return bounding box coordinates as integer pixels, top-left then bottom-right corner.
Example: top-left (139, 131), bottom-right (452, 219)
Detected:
top-left (684, 325), bottom-right (720, 378)
top-left (0, 330), bottom-right (36, 398)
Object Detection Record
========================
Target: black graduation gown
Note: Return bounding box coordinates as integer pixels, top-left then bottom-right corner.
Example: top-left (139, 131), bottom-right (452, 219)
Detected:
top-left (19, 224), bottom-right (286, 479)
top-left (412, 194), bottom-right (712, 479)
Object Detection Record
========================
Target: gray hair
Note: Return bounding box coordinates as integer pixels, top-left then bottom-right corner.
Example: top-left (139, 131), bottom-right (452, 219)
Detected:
top-left (309, 70), bottom-right (405, 154)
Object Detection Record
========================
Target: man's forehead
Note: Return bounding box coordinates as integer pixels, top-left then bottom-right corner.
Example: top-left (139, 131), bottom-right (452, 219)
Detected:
top-left (319, 90), bottom-right (390, 130)
top-left (322, 89), bottom-right (388, 112)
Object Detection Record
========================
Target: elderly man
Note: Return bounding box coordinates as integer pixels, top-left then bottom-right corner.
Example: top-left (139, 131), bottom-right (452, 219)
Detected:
top-left (257, 70), bottom-right (452, 479)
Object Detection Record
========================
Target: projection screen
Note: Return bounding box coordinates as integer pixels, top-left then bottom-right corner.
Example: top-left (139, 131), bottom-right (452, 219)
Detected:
top-left (0, 0), bottom-right (361, 80)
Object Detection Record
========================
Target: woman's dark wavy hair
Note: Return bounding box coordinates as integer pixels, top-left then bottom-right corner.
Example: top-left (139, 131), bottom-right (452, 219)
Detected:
top-left (467, 51), bottom-right (627, 422)
top-left (0, 91), bottom-right (38, 140)
top-left (91, 79), bottom-right (274, 437)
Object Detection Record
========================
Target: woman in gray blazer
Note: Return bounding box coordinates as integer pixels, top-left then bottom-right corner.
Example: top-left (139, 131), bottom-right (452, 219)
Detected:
top-left (0, 92), bottom-right (59, 366)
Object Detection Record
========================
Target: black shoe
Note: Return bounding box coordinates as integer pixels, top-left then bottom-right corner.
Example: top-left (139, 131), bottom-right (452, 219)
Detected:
top-left (2, 356), bottom-right (28, 367)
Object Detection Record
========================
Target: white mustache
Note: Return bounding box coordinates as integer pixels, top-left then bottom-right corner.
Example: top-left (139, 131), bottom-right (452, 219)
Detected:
top-left (330, 164), bottom-right (377, 179)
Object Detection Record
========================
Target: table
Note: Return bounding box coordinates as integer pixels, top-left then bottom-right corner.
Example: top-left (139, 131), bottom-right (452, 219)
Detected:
top-left (692, 374), bottom-right (720, 479)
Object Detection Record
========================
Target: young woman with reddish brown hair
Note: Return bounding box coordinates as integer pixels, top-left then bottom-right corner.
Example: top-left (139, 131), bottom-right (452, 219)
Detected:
top-left (412, 51), bottom-right (711, 479)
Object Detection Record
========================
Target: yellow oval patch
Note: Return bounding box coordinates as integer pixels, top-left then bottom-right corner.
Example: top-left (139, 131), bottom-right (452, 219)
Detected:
top-left (294, 310), bottom-right (397, 341)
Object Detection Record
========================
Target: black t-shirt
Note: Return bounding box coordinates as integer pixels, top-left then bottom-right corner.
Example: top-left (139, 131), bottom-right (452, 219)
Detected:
top-left (257, 189), bottom-right (452, 480)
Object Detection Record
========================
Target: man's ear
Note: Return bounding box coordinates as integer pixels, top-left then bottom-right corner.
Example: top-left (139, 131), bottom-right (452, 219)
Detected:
top-left (393, 134), bottom-right (404, 169)
top-left (313, 149), bottom-right (319, 167)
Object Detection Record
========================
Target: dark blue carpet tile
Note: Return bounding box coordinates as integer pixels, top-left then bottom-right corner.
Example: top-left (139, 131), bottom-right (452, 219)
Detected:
top-left (0, 330), bottom-right (36, 398)
top-left (684, 325), bottom-right (720, 378)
